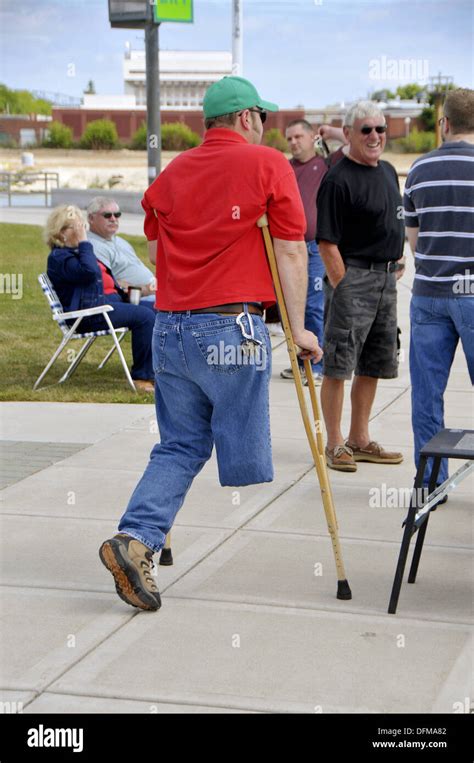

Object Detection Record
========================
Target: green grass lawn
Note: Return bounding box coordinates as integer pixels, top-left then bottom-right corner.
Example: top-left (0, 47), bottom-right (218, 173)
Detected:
top-left (0, 222), bottom-right (155, 403)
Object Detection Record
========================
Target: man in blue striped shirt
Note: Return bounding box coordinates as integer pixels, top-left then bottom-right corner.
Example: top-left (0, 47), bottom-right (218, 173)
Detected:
top-left (404, 87), bottom-right (474, 487)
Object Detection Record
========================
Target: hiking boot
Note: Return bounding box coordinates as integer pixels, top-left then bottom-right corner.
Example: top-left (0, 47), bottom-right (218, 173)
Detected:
top-left (325, 444), bottom-right (357, 472)
top-left (346, 440), bottom-right (403, 464)
top-left (99, 533), bottom-right (161, 611)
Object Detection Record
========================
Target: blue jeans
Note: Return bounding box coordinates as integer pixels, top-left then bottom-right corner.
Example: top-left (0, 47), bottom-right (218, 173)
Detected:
top-left (300, 240), bottom-right (324, 373)
top-left (88, 294), bottom-right (155, 380)
top-left (118, 311), bottom-right (273, 552)
top-left (410, 295), bottom-right (474, 485)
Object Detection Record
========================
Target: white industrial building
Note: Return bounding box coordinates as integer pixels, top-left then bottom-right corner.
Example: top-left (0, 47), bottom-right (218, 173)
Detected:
top-left (123, 48), bottom-right (233, 109)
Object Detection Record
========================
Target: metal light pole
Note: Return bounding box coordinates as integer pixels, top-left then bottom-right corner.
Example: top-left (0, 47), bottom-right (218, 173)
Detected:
top-left (232, 0), bottom-right (243, 76)
top-left (145, 8), bottom-right (161, 183)
top-left (108, 1), bottom-right (162, 183)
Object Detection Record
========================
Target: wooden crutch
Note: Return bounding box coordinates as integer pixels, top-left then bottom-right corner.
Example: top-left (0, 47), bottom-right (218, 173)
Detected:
top-left (257, 214), bottom-right (352, 600)
top-left (159, 532), bottom-right (173, 566)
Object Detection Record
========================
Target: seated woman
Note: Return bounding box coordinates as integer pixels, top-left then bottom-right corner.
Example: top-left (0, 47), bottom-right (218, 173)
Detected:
top-left (45, 205), bottom-right (155, 393)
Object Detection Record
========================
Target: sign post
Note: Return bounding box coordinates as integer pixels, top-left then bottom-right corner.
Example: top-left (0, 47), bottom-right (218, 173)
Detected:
top-left (145, 6), bottom-right (160, 184)
top-left (108, 0), bottom-right (194, 182)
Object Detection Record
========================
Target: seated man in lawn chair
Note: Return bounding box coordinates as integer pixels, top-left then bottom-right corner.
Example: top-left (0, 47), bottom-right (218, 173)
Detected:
top-left (87, 196), bottom-right (156, 306)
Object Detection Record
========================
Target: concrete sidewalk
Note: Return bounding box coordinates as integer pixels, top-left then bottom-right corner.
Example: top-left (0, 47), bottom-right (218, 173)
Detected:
top-left (0, 248), bottom-right (472, 714)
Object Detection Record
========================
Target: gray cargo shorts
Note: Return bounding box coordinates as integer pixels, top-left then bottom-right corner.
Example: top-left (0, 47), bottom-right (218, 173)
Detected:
top-left (323, 266), bottom-right (399, 380)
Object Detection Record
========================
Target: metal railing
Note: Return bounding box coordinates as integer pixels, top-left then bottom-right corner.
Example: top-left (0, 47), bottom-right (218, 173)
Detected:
top-left (0, 171), bottom-right (60, 206)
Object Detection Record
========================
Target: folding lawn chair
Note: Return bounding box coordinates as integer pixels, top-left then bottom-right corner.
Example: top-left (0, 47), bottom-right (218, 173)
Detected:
top-left (34, 273), bottom-right (136, 392)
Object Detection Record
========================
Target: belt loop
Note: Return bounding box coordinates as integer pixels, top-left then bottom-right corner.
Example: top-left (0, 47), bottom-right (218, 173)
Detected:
top-left (186, 310), bottom-right (191, 318)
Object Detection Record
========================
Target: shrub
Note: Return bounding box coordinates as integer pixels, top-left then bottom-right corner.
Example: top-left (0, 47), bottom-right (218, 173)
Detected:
top-left (42, 122), bottom-right (73, 149)
top-left (80, 119), bottom-right (119, 150)
top-left (129, 122), bottom-right (201, 151)
top-left (392, 128), bottom-right (436, 154)
top-left (420, 106), bottom-right (435, 132)
top-left (130, 122), bottom-right (147, 150)
top-left (263, 128), bottom-right (288, 152)
top-left (0, 133), bottom-right (17, 148)
top-left (161, 122), bottom-right (200, 150)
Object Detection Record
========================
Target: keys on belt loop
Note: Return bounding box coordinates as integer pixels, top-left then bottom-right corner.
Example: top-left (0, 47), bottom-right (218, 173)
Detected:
top-left (236, 303), bottom-right (263, 355)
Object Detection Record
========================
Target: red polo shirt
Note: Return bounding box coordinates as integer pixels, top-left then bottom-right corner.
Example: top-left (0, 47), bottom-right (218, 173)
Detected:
top-left (142, 128), bottom-right (306, 310)
top-left (97, 261), bottom-right (117, 294)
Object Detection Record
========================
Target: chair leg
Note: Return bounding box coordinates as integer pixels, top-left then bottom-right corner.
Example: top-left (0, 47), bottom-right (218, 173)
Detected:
top-left (159, 532), bottom-right (173, 566)
top-left (388, 457), bottom-right (427, 614)
top-left (98, 329), bottom-right (127, 370)
top-left (33, 320), bottom-right (81, 390)
top-left (59, 336), bottom-right (96, 383)
top-left (408, 457), bottom-right (441, 584)
top-left (103, 314), bottom-right (136, 392)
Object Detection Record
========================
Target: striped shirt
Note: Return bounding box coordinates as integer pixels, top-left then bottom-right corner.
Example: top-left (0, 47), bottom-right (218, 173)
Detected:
top-left (403, 140), bottom-right (474, 297)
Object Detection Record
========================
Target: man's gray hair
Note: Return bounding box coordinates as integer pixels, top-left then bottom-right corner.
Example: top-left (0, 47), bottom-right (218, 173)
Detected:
top-left (86, 196), bottom-right (118, 215)
top-left (344, 100), bottom-right (385, 127)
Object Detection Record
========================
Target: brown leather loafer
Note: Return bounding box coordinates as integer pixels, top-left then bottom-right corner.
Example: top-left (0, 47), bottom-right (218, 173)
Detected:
top-left (346, 440), bottom-right (403, 464)
top-left (325, 444), bottom-right (357, 472)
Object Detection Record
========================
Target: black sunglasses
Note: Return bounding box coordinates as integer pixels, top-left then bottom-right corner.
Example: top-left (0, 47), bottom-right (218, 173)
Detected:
top-left (101, 211), bottom-right (122, 219)
top-left (360, 125), bottom-right (387, 135)
top-left (239, 107), bottom-right (267, 124)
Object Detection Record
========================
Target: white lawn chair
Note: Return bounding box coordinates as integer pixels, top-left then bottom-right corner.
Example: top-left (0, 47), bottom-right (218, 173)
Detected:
top-left (34, 273), bottom-right (136, 392)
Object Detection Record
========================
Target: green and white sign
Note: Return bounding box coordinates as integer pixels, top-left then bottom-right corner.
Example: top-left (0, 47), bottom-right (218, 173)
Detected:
top-left (153, 0), bottom-right (194, 23)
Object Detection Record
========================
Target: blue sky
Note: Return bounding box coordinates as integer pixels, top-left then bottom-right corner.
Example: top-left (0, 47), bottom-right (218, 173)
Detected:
top-left (0, 0), bottom-right (472, 107)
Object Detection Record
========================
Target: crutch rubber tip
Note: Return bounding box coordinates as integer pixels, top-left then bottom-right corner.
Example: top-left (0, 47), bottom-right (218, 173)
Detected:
top-left (337, 579), bottom-right (352, 600)
top-left (159, 548), bottom-right (173, 566)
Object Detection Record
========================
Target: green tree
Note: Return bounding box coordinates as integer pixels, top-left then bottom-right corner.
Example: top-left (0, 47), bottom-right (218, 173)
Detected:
top-left (371, 89), bottom-right (395, 101)
top-left (0, 84), bottom-right (51, 115)
top-left (395, 84), bottom-right (423, 100)
top-left (80, 119), bottom-right (119, 150)
top-left (420, 106), bottom-right (435, 132)
top-left (84, 80), bottom-right (96, 94)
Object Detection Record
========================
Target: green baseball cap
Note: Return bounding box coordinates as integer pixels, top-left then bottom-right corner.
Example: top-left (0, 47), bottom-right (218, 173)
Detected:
top-left (203, 76), bottom-right (279, 119)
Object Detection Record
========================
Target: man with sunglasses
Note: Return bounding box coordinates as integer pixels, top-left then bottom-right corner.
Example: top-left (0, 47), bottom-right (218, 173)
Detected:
top-left (99, 75), bottom-right (321, 612)
top-left (316, 101), bottom-right (405, 472)
top-left (87, 196), bottom-right (156, 303)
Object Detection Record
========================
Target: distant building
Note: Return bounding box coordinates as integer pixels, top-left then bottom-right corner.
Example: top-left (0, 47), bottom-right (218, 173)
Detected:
top-left (124, 48), bottom-right (233, 110)
top-left (1, 46), bottom-right (429, 146)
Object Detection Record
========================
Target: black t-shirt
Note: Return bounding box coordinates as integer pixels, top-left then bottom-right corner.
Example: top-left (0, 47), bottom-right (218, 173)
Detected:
top-left (316, 156), bottom-right (404, 262)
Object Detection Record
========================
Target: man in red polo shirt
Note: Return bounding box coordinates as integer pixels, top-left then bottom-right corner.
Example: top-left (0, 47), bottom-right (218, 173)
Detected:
top-left (99, 76), bottom-right (322, 612)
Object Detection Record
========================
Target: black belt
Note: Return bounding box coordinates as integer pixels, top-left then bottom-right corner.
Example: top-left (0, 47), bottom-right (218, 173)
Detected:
top-left (344, 258), bottom-right (400, 272)
top-left (158, 302), bottom-right (263, 316)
